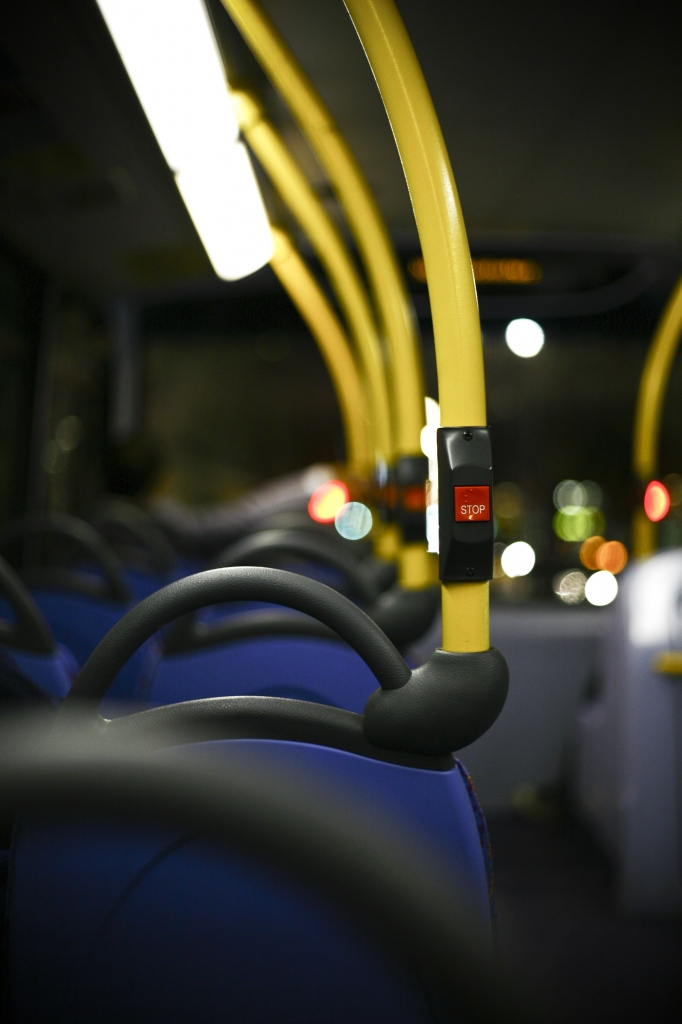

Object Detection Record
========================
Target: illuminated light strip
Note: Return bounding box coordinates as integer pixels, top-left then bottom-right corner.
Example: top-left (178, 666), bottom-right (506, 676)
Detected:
top-left (96, 0), bottom-right (273, 280)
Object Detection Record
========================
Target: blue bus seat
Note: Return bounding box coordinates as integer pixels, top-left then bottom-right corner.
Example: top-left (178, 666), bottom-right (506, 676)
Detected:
top-left (0, 557), bottom-right (78, 702)
top-left (30, 589), bottom-right (161, 704)
top-left (8, 737), bottom-right (492, 1023)
top-left (140, 634), bottom-right (380, 712)
top-left (4, 643), bottom-right (77, 702)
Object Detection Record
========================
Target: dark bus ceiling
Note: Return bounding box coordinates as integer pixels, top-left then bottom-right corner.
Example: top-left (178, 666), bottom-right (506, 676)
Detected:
top-left (0, 0), bottom-right (681, 300)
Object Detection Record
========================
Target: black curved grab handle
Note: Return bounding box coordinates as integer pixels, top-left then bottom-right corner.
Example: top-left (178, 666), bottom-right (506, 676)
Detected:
top-left (0, 555), bottom-right (55, 654)
top-left (66, 567), bottom-right (410, 705)
top-left (163, 607), bottom-right (338, 655)
top-left (363, 648), bottom-right (509, 756)
top-left (85, 498), bottom-right (176, 575)
top-left (163, 528), bottom-right (381, 655)
top-left (104, 695), bottom-right (453, 771)
top-left (369, 584), bottom-right (440, 650)
top-left (0, 512), bottom-right (131, 603)
top-left (213, 529), bottom-right (380, 603)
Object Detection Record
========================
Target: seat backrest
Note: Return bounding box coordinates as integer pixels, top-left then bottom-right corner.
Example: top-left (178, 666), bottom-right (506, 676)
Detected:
top-left (140, 634), bottom-right (380, 712)
top-left (4, 644), bottom-right (77, 702)
top-left (8, 737), bottom-right (492, 1024)
top-left (30, 590), bottom-right (162, 706)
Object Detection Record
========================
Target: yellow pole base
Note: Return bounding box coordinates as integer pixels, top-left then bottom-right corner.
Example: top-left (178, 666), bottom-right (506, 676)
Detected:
top-left (398, 543), bottom-right (436, 590)
top-left (441, 582), bottom-right (490, 653)
top-left (373, 522), bottom-right (400, 562)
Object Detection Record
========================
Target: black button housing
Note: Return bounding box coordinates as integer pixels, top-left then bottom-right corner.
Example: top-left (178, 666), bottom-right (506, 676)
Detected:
top-left (437, 427), bottom-right (494, 581)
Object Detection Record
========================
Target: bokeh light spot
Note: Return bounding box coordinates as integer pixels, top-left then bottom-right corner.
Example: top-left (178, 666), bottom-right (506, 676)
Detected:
top-left (644, 480), bottom-right (670, 523)
top-left (553, 479), bottom-right (602, 512)
top-left (595, 540), bottom-right (628, 575)
top-left (505, 318), bottom-right (545, 358)
top-left (334, 501), bottom-right (373, 540)
top-left (308, 479), bottom-right (349, 523)
top-left (553, 507), bottom-right (605, 543)
top-left (579, 535), bottom-right (605, 571)
top-left (500, 541), bottom-right (535, 578)
top-left (585, 570), bottom-right (618, 606)
top-left (552, 570), bottom-right (587, 605)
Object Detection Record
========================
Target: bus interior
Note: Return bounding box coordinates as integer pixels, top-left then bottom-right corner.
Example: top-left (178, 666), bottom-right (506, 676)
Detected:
top-left (0, 1), bottom-right (681, 1021)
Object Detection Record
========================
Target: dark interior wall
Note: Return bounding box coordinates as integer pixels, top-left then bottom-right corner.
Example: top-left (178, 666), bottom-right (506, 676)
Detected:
top-left (0, 240), bottom-right (42, 520)
top-left (136, 287), bottom-right (345, 505)
top-left (41, 298), bottom-right (108, 513)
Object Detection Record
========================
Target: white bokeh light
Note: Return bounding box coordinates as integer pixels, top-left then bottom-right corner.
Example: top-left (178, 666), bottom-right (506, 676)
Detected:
top-left (584, 570), bottom-right (618, 607)
top-left (553, 570), bottom-right (587, 605)
top-left (335, 502), bottom-right (373, 541)
top-left (505, 319), bottom-right (545, 358)
top-left (500, 541), bottom-right (535, 578)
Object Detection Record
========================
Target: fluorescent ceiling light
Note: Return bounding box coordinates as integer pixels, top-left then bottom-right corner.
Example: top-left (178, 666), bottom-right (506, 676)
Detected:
top-left (96, 0), bottom-right (273, 279)
top-left (176, 144), bottom-right (274, 280)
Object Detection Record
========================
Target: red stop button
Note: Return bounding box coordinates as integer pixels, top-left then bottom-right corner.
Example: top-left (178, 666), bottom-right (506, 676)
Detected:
top-left (454, 485), bottom-right (491, 522)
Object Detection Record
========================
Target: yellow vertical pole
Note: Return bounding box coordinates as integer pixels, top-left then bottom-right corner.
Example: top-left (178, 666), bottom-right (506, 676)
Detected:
top-left (632, 275), bottom-right (682, 557)
top-left (269, 227), bottom-right (370, 478)
top-left (232, 87), bottom-right (392, 469)
top-left (220, 0), bottom-right (425, 460)
top-left (343, 0), bottom-right (488, 653)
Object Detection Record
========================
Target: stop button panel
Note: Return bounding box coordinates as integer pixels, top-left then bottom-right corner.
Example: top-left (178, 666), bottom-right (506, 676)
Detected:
top-left (437, 427), bottom-right (494, 582)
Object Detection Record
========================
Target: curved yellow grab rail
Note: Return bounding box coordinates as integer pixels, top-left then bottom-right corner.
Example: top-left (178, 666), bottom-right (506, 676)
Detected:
top-left (343, 0), bottom-right (487, 653)
top-left (220, 0), bottom-right (425, 459)
top-left (269, 227), bottom-right (370, 478)
top-left (233, 87), bottom-right (392, 466)
top-left (632, 275), bottom-right (682, 557)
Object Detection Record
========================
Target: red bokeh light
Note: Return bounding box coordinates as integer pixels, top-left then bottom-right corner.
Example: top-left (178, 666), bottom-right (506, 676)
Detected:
top-left (308, 479), bottom-right (349, 523)
top-left (643, 480), bottom-right (670, 523)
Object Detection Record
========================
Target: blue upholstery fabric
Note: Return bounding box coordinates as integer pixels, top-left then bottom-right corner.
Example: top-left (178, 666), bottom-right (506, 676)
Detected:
top-left (6, 644), bottom-right (78, 701)
top-left (140, 635), bottom-right (380, 712)
top-left (29, 590), bottom-right (160, 704)
top-left (8, 739), bottom-right (491, 1023)
top-left (123, 568), bottom-right (171, 601)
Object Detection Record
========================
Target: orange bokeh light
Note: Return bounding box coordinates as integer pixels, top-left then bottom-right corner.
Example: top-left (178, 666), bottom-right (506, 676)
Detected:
top-left (595, 540), bottom-right (628, 574)
top-left (579, 535), bottom-right (605, 571)
top-left (643, 480), bottom-right (670, 523)
top-left (308, 479), bottom-right (349, 523)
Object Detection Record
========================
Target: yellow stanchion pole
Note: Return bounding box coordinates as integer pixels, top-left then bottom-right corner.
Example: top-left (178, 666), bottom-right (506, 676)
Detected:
top-left (632, 275), bottom-right (682, 557)
top-left (269, 227), bottom-right (370, 479)
top-left (220, 0), bottom-right (425, 461)
top-left (233, 87), bottom-right (392, 469)
top-left (343, 0), bottom-right (488, 653)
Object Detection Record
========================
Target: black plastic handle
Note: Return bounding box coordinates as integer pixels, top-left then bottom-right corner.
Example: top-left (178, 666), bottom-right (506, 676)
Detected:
top-left (63, 565), bottom-right (508, 755)
top-left (213, 529), bottom-right (380, 603)
top-left (65, 567), bottom-right (410, 706)
top-left (0, 512), bottom-right (131, 603)
top-left (0, 555), bottom-right (55, 654)
top-left (163, 607), bottom-right (337, 655)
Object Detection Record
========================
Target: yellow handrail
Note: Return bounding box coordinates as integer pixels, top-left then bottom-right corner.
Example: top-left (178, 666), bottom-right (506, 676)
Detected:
top-left (343, 0), bottom-right (488, 653)
top-left (269, 227), bottom-right (370, 477)
top-left (219, 0), bottom-right (425, 459)
top-left (632, 275), bottom-right (682, 556)
top-left (233, 87), bottom-right (392, 466)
